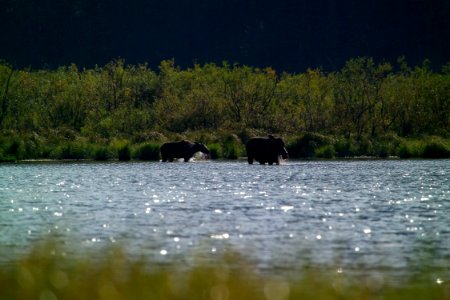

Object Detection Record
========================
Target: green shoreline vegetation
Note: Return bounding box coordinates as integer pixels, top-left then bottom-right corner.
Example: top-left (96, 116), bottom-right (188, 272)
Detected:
top-left (1, 57), bottom-right (449, 162)
top-left (0, 241), bottom-right (448, 300)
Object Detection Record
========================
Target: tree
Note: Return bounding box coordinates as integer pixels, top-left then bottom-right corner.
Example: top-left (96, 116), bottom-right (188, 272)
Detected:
top-left (333, 57), bottom-right (392, 137)
top-left (221, 64), bottom-right (278, 129)
top-left (0, 64), bottom-right (15, 128)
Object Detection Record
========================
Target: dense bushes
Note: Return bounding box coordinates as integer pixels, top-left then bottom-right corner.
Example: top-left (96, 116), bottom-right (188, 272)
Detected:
top-left (0, 57), bottom-right (449, 161)
top-left (0, 139), bottom-right (24, 162)
top-left (1, 58), bottom-right (449, 137)
top-left (422, 139), bottom-right (450, 158)
top-left (133, 142), bottom-right (161, 160)
top-left (1, 131), bottom-right (449, 161)
top-left (285, 134), bottom-right (450, 159)
top-left (398, 138), bottom-right (450, 159)
top-left (287, 133), bottom-right (335, 158)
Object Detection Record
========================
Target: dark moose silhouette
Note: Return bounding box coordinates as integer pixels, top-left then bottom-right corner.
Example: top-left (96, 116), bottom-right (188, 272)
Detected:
top-left (160, 140), bottom-right (210, 162)
top-left (246, 135), bottom-right (288, 165)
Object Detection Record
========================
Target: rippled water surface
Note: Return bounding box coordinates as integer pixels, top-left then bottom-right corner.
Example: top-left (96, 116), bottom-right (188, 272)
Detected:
top-left (1, 160), bottom-right (449, 274)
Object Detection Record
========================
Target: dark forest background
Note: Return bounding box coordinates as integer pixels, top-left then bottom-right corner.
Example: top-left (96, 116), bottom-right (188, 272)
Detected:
top-left (1, 0), bottom-right (450, 72)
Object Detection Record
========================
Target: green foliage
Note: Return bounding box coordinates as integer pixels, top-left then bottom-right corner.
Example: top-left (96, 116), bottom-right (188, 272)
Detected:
top-left (221, 64), bottom-right (279, 130)
top-left (133, 142), bottom-right (161, 161)
top-left (397, 143), bottom-right (415, 159)
top-left (315, 145), bottom-right (336, 158)
top-left (50, 139), bottom-right (89, 160)
top-left (0, 138), bottom-right (26, 161)
top-left (397, 137), bottom-right (450, 159)
top-left (357, 134), bottom-right (400, 158)
top-left (334, 138), bottom-right (359, 157)
top-left (287, 133), bottom-right (334, 158)
top-left (207, 143), bottom-right (223, 159)
top-left (0, 134), bottom-right (49, 161)
top-left (116, 142), bottom-right (131, 161)
top-left (0, 241), bottom-right (448, 300)
top-left (422, 138), bottom-right (450, 158)
top-left (221, 134), bottom-right (243, 159)
top-left (0, 146), bottom-right (15, 162)
top-left (0, 57), bottom-right (449, 161)
top-left (92, 145), bottom-right (113, 161)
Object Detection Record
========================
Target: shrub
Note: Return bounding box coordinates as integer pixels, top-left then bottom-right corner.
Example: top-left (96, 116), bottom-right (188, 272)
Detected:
top-left (372, 134), bottom-right (401, 158)
top-left (315, 145), bottom-right (336, 158)
top-left (208, 143), bottom-right (223, 159)
top-left (183, 130), bottom-right (218, 145)
top-left (397, 143), bottom-right (413, 158)
top-left (334, 138), bottom-right (358, 157)
top-left (288, 133), bottom-right (334, 158)
top-left (370, 139), bottom-right (391, 157)
top-left (50, 141), bottom-right (88, 160)
top-left (394, 138), bottom-right (450, 159)
top-left (396, 140), bottom-right (424, 158)
top-left (6, 138), bottom-right (26, 161)
top-left (421, 139), bottom-right (450, 158)
top-left (358, 136), bottom-right (374, 156)
top-left (0, 134), bottom-right (53, 161)
top-left (23, 138), bottom-right (41, 159)
top-left (133, 142), bottom-right (161, 161)
top-left (221, 134), bottom-right (243, 159)
top-left (0, 148), bottom-right (9, 162)
top-left (117, 144), bottom-right (131, 161)
top-left (132, 131), bottom-right (166, 144)
top-left (92, 145), bottom-right (112, 161)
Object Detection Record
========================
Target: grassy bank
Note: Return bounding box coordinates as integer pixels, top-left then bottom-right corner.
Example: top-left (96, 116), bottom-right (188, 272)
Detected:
top-left (285, 133), bottom-right (450, 159)
top-left (0, 242), bottom-right (448, 300)
top-left (1, 130), bottom-right (450, 162)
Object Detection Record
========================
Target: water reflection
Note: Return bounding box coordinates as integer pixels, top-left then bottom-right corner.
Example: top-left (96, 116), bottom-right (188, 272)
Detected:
top-left (0, 160), bottom-right (449, 276)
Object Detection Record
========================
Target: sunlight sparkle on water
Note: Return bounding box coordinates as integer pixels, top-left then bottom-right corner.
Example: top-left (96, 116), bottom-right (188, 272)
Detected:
top-left (1, 160), bottom-right (449, 277)
top-left (211, 233), bottom-right (230, 240)
top-left (281, 206), bottom-right (294, 212)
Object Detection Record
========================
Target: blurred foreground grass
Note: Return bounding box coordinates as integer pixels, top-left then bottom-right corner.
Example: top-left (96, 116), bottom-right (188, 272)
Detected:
top-left (0, 242), bottom-right (449, 300)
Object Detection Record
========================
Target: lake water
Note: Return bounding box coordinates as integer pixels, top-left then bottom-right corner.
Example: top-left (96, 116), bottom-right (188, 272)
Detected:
top-left (1, 160), bottom-right (449, 277)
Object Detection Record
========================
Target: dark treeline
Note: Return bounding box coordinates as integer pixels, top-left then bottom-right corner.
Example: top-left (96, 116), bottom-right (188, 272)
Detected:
top-left (1, 57), bottom-right (450, 161)
top-left (1, 0), bottom-right (449, 71)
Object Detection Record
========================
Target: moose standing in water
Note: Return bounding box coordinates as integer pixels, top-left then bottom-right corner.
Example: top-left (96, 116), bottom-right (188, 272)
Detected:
top-left (246, 135), bottom-right (288, 165)
top-left (160, 140), bottom-right (210, 162)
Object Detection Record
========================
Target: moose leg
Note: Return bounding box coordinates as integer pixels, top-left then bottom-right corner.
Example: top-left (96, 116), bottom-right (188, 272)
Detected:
top-left (275, 155), bottom-right (281, 165)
